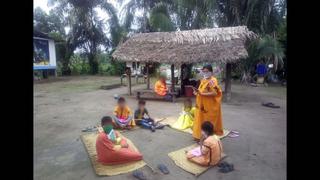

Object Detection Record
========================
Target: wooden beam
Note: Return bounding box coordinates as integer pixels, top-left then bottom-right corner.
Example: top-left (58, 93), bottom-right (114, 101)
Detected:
top-left (224, 63), bottom-right (232, 101)
top-left (171, 64), bottom-right (175, 92)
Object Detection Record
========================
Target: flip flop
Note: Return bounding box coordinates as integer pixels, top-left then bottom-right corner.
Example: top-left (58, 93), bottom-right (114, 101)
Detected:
top-left (157, 164), bottom-right (170, 174)
top-left (133, 170), bottom-right (147, 180)
top-left (217, 161), bottom-right (228, 168)
top-left (230, 130), bottom-right (239, 134)
top-left (262, 102), bottom-right (280, 108)
top-left (218, 163), bottom-right (234, 173)
top-left (228, 133), bottom-right (239, 138)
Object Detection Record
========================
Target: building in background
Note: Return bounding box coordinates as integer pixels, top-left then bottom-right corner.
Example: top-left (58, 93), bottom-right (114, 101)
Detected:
top-left (33, 30), bottom-right (57, 78)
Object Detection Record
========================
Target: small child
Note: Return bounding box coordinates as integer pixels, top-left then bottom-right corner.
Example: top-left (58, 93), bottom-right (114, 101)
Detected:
top-left (186, 121), bottom-right (223, 166)
top-left (134, 100), bottom-right (164, 132)
top-left (171, 98), bottom-right (196, 130)
top-left (96, 116), bottom-right (143, 165)
top-left (112, 97), bottom-right (135, 129)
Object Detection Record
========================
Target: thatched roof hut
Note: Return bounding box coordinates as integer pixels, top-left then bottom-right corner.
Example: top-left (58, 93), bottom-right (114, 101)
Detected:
top-left (112, 26), bottom-right (256, 64)
top-left (112, 26), bottom-right (257, 101)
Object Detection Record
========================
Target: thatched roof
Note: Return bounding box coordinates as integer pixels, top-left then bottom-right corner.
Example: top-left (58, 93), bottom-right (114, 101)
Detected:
top-left (112, 26), bottom-right (257, 64)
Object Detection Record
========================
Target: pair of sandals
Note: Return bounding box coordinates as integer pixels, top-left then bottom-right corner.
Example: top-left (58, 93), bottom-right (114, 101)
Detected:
top-left (133, 164), bottom-right (169, 180)
top-left (227, 130), bottom-right (240, 138)
top-left (262, 102), bottom-right (280, 108)
top-left (217, 161), bottom-right (234, 173)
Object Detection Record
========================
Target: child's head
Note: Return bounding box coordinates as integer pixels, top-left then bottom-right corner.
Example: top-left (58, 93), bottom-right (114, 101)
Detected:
top-left (138, 100), bottom-right (146, 110)
top-left (117, 97), bottom-right (126, 107)
top-left (101, 116), bottom-right (113, 126)
top-left (201, 121), bottom-right (214, 137)
top-left (184, 98), bottom-right (192, 108)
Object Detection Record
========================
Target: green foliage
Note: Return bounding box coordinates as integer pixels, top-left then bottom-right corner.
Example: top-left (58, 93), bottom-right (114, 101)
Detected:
top-left (69, 54), bottom-right (90, 75)
top-left (150, 3), bottom-right (174, 32)
top-left (97, 54), bottom-right (126, 75)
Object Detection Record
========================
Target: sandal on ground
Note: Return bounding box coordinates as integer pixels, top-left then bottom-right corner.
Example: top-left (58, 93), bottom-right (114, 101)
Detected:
top-left (218, 163), bottom-right (234, 173)
top-left (262, 102), bottom-right (280, 108)
top-left (230, 130), bottom-right (239, 134)
top-left (217, 161), bottom-right (228, 168)
top-left (157, 164), bottom-right (170, 174)
top-left (227, 130), bottom-right (240, 138)
top-left (133, 170), bottom-right (147, 180)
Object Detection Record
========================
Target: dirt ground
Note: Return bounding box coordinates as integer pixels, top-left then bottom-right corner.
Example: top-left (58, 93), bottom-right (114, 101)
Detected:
top-left (34, 76), bottom-right (286, 180)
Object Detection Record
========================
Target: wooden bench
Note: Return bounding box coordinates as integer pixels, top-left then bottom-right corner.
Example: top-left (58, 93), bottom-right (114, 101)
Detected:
top-left (120, 74), bottom-right (146, 85)
top-left (135, 89), bottom-right (179, 102)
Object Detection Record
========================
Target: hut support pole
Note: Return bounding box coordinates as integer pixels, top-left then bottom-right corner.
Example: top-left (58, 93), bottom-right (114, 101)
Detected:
top-left (224, 63), bottom-right (232, 101)
top-left (146, 63), bottom-right (150, 89)
top-left (126, 67), bottom-right (132, 96)
top-left (171, 64), bottom-right (175, 92)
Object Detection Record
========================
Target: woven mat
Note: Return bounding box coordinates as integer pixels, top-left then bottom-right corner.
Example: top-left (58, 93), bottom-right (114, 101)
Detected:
top-left (80, 132), bottom-right (146, 176)
top-left (158, 117), bottom-right (231, 139)
top-left (168, 144), bottom-right (227, 176)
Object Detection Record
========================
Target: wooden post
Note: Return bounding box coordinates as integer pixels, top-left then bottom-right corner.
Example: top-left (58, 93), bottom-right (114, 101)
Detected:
top-left (224, 63), bottom-right (232, 101)
top-left (126, 67), bottom-right (132, 95)
top-left (171, 64), bottom-right (175, 92)
top-left (146, 63), bottom-right (150, 89)
top-left (180, 64), bottom-right (184, 95)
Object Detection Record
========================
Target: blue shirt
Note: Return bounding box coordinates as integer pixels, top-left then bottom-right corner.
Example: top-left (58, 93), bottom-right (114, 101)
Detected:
top-left (256, 64), bottom-right (267, 75)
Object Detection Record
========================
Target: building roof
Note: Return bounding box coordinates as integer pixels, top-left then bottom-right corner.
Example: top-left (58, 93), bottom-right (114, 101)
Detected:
top-left (33, 30), bottom-right (53, 40)
top-left (112, 26), bottom-right (257, 64)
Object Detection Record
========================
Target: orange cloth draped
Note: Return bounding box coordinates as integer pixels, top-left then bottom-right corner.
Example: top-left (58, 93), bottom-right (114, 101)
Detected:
top-left (96, 131), bottom-right (143, 165)
top-left (193, 76), bottom-right (223, 139)
top-left (154, 80), bottom-right (168, 96)
top-left (187, 135), bottom-right (223, 166)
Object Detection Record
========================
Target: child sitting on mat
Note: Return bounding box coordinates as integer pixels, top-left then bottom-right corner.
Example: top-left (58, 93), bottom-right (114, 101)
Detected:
top-left (171, 98), bottom-right (196, 130)
top-left (186, 121), bottom-right (223, 166)
top-left (112, 97), bottom-right (135, 129)
top-left (96, 116), bottom-right (143, 165)
top-left (134, 100), bottom-right (164, 132)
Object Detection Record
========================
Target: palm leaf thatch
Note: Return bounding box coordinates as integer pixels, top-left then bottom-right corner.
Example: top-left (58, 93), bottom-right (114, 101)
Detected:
top-left (112, 26), bottom-right (257, 64)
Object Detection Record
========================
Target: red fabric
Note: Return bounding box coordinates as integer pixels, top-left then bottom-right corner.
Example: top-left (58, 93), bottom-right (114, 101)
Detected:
top-left (96, 132), bottom-right (143, 165)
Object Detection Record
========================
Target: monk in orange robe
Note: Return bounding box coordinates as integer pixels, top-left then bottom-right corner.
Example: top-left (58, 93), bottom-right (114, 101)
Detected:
top-left (96, 116), bottom-right (143, 165)
top-left (154, 76), bottom-right (168, 96)
top-left (187, 121), bottom-right (223, 166)
top-left (193, 65), bottom-right (223, 140)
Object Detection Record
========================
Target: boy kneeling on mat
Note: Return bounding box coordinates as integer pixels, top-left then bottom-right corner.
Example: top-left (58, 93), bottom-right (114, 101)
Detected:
top-left (134, 100), bottom-right (165, 132)
top-left (96, 116), bottom-right (143, 165)
top-left (186, 121), bottom-right (223, 166)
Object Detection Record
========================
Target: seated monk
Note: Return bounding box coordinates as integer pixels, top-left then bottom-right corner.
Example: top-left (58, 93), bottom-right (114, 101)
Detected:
top-left (186, 121), bottom-right (223, 166)
top-left (96, 116), bottom-right (143, 165)
top-left (154, 75), bottom-right (173, 101)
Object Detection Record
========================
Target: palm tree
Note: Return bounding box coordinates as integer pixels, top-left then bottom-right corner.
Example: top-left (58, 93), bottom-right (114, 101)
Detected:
top-left (48, 0), bottom-right (121, 74)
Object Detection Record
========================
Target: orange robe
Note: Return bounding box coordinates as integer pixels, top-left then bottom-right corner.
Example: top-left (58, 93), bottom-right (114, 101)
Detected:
top-left (96, 131), bottom-right (143, 165)
top-left (193, 76), bottom-right (223, 139)
top-left (154, 80), bottom-right (168, 96)
top-left (187, 135), bottom-right (223, 166)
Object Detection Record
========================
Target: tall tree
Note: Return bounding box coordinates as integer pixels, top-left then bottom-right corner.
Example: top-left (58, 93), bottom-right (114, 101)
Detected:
top-left (48, 0), bottom-right (120, 74)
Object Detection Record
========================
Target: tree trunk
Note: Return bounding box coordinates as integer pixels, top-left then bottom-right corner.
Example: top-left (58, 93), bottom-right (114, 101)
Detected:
top-left (88, 53), bottom-right (99, 75)
top-left (224, 63), bottom-right (232, 102)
